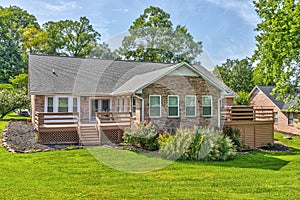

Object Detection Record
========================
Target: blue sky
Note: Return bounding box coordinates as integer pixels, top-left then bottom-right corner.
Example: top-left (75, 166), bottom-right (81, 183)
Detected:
top-left (0, 0), bottom-right (260, 69)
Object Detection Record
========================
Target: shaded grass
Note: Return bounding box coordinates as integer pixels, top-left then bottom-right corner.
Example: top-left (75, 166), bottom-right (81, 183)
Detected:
top-left (0, 116), bottom-right (299, 199)
top-left (0, 112), bottom-right (28, 138)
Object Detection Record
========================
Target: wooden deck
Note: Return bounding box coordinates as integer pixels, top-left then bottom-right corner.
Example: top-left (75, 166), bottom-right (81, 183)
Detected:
top-left (34, 112), bottom-right (132, 145)
top-left (96, 112), bottom-right (132, 143)
top-left (221, 106), bottom-right (274, 148)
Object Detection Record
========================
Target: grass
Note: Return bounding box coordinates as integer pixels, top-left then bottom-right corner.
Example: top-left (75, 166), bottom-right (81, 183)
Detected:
top-left (0, 114), bottom-right (300, 199)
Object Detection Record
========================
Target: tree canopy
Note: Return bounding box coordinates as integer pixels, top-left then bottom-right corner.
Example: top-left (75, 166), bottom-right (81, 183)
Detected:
top-left (116, 6), bottom-right (202, 63)
top-left (213, 58), bottom-right (254, 93)
top-left (0, 89), bottom-right (29, 119)
top-left (253, 0), bottom-right (300, 110)
top-left (43, 17), bottom-right (101, 57)
top-left (0, 6), bottom-right (39, 83)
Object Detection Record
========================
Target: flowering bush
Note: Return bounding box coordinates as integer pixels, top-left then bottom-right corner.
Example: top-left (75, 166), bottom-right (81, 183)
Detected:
top-left (123, 120), bottom-right (159, 150)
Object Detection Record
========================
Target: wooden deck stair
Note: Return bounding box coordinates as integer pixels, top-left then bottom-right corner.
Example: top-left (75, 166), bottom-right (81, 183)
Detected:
top-left (79, 124), bottom-right (100, 146)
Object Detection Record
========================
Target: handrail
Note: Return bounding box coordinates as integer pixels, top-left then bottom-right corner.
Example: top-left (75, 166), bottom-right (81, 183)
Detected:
top-left (221, 106), bottom-right (274, 121)
top-left (96, 115), bottom-right (102, 144)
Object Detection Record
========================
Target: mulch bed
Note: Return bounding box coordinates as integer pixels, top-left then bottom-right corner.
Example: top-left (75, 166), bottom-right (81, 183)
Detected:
top-left (258, 141), bottom-right (292, 152)
top-left (1, 121), bottom-right (82, 153)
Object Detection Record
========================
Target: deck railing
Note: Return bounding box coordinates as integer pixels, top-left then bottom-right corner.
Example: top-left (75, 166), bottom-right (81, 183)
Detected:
top-left (95, 112), bottom-right (132, 144)
top-left (34, 112), bottom-right (79, 131)
top-left (221, 106), bottom-right (274, 122)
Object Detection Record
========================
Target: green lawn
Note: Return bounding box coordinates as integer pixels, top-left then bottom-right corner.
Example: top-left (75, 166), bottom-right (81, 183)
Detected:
top-left (0, 114), bottom-right (300, 199)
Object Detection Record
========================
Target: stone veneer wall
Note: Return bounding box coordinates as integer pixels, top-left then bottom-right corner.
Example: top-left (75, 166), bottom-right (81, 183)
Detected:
top-left (141, 75), bottom-right (221, 133)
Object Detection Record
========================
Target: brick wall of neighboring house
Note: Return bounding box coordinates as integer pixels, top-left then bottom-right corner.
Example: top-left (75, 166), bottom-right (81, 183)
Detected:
top-left (250, 90), bottom-right (300, 134)
top-left (140, 75), bottom-right (221, 132)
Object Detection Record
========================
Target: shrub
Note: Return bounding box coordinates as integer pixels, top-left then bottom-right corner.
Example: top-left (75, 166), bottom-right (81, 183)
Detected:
top-left (123, 121), bottom-right (159, 150)
top-left (157, 132), bottom-right (174, 147)
top-left (223, 126), bottom-right (241, 150)
top-left (159, 127), bottom-right (236, 161)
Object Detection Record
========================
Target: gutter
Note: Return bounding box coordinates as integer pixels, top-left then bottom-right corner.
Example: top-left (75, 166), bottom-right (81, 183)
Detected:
top-left (133, 94), bottom-right (144, 122)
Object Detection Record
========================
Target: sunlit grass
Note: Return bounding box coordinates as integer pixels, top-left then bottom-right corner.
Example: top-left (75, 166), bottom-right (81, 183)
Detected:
top-left (0, 116), bottom-right (299, 199)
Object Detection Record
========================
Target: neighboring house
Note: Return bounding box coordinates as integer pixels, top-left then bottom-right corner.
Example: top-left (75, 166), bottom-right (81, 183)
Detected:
top-left (250, 86), bottom-right (300, 134)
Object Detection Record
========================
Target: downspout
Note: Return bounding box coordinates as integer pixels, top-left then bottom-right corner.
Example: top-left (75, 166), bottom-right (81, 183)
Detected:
top-left (218, 98), bottom-right (222, 129)
top-left (133, 94), bottom-right (144, 122)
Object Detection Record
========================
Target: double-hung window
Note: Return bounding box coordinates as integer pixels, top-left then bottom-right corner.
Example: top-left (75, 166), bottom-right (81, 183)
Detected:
top-left (58, 97), bottom-right (68, 112)
top-left (274, 112), bottom-right (278, 123)
top-left (168, 95), bottom-right (179, 117)
top-left (202, 95), bottom-right (212, 116)
top-left (288, 113), bottom-right (294, 125)
top-left (122, 97), bottom-right (125, 112)
top-left (185, 95), bottom-right (196, 117)
top-left (132, 98), bottom-right (136, 116)
top-left (149, 95), bottom-right (161, 117)
top-left (117, 98), bottom-right (120, 112)
top-left (73, 98), bottom-right (78, 112)
top-left (47, 97), bottom-right (54, 112)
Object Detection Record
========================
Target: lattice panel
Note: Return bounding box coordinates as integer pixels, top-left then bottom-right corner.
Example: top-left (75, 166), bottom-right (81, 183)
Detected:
top-left (38, 129), bottom-right (78, 144)
top-left (102, 129), bottom-right (124, 143)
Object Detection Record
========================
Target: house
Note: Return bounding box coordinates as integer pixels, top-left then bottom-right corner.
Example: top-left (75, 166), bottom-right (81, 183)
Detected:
top-left (29, 54), bottom-right (236, 145)
top-left (250, 86), bottom-right (300, 134)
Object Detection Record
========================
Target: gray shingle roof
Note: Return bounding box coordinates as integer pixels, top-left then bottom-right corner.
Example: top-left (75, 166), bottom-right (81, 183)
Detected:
top-left (255, 86), bottom-right (298, 111)
top-left (29, 54), bottom-right (234, 96)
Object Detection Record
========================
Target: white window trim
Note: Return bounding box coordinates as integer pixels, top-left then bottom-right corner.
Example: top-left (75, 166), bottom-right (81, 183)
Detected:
top-left (44, 96), bottom-right (80, 113)
top-left (88, 97), bottom-right (112, 122)
top-left (168, 95), bottom-right (180, 118)
top-left (149, 95), bottom-right (161, 118)
top-left (185, 95), bottom-right (197, 117)
top-left (126, 96), bottom-right (130, 112)
top-left (202, 95), bottom-right (213, 117)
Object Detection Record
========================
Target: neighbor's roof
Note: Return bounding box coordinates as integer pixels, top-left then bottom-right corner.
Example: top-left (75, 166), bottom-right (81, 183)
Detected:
top-left (251, 86), bottom-right (298, 111)
top-left (29, 54), bottom-right (235, 96)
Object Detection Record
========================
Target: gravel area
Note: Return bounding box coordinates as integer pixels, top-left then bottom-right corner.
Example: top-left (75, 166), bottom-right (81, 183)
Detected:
top-left (2, 121), bottom-right (82, 153)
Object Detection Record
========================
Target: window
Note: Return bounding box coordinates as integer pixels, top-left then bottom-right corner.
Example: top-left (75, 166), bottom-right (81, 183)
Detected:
top-left (73, 98), bottom-right (78, 112)
top-left (202, 95), bottom-right (212, 116)
top-left (58, 98), bottom-right (68, 112)
top-left (47, 97), bottom-right (53, 112)
top-left (122, 97), bottom-right (125, 112)
top-left (288, 113), bottom-right (294, 125)
top-left (185, 95), bottom-right (196, 117)
top-left (117, 98), bottom-right (120, 112)
top-left (168, 95), bottom-right (179, 117)
top-left (149, 95), bottom-right (161, 117)
top-left (274, 112), bottom-right (278, 123)
top-left (132, 98), bottom-right (136, 116)
top-left (126, 97), bottom-right (130, 112)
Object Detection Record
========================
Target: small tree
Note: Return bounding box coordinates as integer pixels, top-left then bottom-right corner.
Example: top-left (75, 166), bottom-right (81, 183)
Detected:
top-left (0, 89), bottom-right (29, 118)
top-left (234, 91), bottom-right (250, 105)
top-left (9, 73), bottom-right (28, 89)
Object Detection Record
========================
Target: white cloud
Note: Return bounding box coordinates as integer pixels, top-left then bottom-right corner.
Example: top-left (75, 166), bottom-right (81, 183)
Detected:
top-left (111, 8), bottom-right (129, 13)
top-left (43, 0), bottom-right (78, 12)
top-left (205, 0), bottom-right (259, 25)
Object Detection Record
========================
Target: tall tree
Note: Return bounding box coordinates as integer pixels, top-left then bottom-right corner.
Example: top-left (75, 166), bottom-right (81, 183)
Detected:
top-left (213, 58), bottom-right (254, 93)
top-left (43, 17), bottom-right (101, 57)
top-left (0, 6), bottom-right (39, 83)
top-left (117, 6), bottom-right (202, 63)
top-left (89, 42), bottom-right (114, 59)
top-left (253, 0), bottom-right (300, 110)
